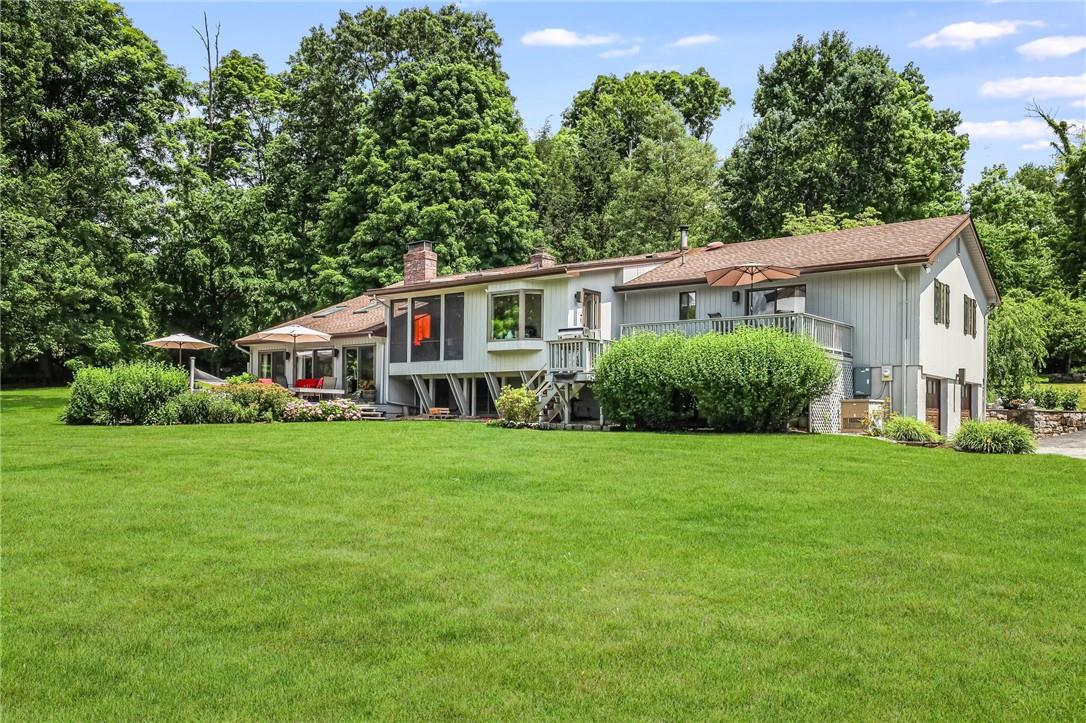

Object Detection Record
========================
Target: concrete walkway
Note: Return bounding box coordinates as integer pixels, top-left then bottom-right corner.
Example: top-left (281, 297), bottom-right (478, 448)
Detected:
top-left (1036, 430), bottom-right (1086, 460)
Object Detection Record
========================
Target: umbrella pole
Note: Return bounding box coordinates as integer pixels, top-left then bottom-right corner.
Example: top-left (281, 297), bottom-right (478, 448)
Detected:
top-left (178, 345), bottom-right (183, 366)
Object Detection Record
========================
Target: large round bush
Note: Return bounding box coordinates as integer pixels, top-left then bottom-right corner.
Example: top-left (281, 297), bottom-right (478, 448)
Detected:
top-left (593, 333), bottom-right (691, 429)
top-left (63, 362), bottom-right (188, 424)
top-left (953, 420), bottom-right (1036, 454)
top-left (677, 326), bottom-right (837, 432)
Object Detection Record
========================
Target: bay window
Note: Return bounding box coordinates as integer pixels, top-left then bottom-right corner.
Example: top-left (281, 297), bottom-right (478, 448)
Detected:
top-left (490, 290), bottom-right (543, 340)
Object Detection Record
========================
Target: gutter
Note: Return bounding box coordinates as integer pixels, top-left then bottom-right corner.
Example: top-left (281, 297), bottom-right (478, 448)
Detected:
top-left (893, 264), bottom-right (908, 416)
top-left (613, 256), bottom-right (933, 292)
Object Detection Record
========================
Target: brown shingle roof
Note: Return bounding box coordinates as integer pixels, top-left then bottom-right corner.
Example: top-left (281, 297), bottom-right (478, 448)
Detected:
top-left (617, 214), bottom-right (973, 290)
top-left (235, 293), bottom-right (385, 344)
top-left (368, 250), bottom-right (683, 295)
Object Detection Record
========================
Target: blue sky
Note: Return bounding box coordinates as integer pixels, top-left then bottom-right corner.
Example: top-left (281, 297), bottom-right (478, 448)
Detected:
top-left (124, 1), bottom-right (1086, 187)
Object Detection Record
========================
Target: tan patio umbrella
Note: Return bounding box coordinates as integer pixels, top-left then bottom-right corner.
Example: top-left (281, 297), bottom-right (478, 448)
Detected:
top-left (143, 333), bottom-right (217, 365)
top-left (253, 324), bottom-right (331, 384)
top-left (705, 263), bottom-right (800, 314)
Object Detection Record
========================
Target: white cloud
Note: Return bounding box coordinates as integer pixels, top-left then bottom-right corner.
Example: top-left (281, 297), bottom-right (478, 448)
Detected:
top-left (1016, 35), bottom-right (1086, 60)
top-left (669, 34), bottom-right (719, 48)
top-left (958, 118), bottom-right (1056, 140)
top-left (599, 44), bottom-right (640, 59)
top-left (521, 28), bottom-right (619, 47)
top-left (980, 72), bottom-right (1086, 99)
top-left (1074, 99), bottom-right (1086, 108)
top-left (1020, 139), bottom-right (1053, 151)
top-left (911, 20), bottom-right (1043, 50)
top-left (959, 118), bottom-right (1086, 149)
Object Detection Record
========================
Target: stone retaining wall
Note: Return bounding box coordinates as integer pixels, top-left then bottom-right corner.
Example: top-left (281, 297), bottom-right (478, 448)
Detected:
top-left (987, 407), bottom-right (1086, 436)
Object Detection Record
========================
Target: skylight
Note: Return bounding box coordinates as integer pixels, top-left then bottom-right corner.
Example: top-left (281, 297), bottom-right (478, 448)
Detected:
top-left (312, 305), bottom-right (346, 318)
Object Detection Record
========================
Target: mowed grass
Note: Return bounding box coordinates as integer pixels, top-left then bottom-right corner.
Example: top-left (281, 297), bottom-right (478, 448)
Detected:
top-left (3, 388), bottom-right (1085, 721)
top-left (1035, 378), bottom-right (1086, 408)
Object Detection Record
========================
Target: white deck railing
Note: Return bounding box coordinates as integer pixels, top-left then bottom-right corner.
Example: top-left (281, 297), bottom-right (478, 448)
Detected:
top-left (620, 313), bottom-right (853, 357)
top-left (546, 337), bottom-right (612, 375)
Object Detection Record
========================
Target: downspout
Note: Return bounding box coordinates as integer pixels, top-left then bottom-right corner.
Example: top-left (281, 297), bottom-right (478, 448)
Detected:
top-left (893, 265), bottom-right (908, 415)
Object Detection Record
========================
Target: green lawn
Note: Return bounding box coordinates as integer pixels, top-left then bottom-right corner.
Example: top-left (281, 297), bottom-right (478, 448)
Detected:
top-left (3, 388), bottom-right (1084, 720)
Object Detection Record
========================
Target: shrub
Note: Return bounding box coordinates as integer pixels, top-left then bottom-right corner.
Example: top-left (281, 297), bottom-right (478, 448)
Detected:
top-left (1023, 385), bottom-right (1080, 411)
top-left (282, 398), bottom-right (370, 422)
top-left (676, 327), bottom-right (837, 432)
top-left (218, 382), bottom-right (294, 420)
top-left (881, 415), bottom-right (941, 443)
top-left (63, 362), bottom-right (188, 425)
top-left (594, 333), bottom-right (691, 429)
top-left (495, 385), bottom-right (537, 424)
top-left (226, 372), bottom-right (257, 385)
top-left (953, 420), bottom-right (1036, 454)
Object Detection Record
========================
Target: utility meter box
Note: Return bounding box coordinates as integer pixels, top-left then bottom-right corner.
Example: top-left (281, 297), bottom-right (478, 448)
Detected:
top-left (853, 366), bottom-right (872, 397)
top-left (881, 365), bottom-right (894, 382)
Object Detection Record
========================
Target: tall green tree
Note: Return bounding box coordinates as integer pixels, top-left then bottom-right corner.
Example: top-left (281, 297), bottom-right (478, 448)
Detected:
top-left (603, 107), bottom-right (719, 256)
top-left (780, 205), bottom-right (882, 236)
top-left (987, 290), bottom-right (1049, 396)
top-left (1031, 108), bottom-right (1086, 291)
top-left (315, 62), bottom-right (543, 298)
top-left (538, 68), bottom-right (730, 260)
top-left (718, 32), bottom-right (967, 239)
top-left (1, 0), bottom-right (183, 375)
top-left (966, 164), bottom-right (1064, 296)
top-left (272, 5), bottom-right (503, 248)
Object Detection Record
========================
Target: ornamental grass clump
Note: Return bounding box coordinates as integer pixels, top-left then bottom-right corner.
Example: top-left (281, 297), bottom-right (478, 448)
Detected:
top-left (593, 333), bottom-right (691, 430)
top-left (953, 420), bottom-right (1036, 454)
top-left (676, 327), bottom-right (837, 432)
top-left (881, 415), bottom-right (942, 443)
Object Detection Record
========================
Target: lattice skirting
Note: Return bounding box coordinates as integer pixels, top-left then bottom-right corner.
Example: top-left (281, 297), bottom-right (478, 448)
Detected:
top-left (810, 358), bottom-right (853, 433)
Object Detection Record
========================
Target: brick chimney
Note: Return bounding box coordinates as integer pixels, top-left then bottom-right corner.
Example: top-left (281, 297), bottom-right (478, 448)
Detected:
top-left (530, 248), bottom-right (556, 268)
top-left (403, 241), bottom-right (437, 284)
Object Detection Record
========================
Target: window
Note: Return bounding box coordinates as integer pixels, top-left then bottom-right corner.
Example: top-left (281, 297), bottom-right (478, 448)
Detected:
top-left (748, 285), bottom-right (806, 315)
top-left (583, 290), bottom-right (601, 331)
top-left (490, 290), bottom-right (543, 340)
top-left (312, 305), bottom-right (346, 318)
top-left (934, 280), bottom-right (950, 327)
top-left (345, 346), bottom-right (376, 389)
top-left (257, 351), bottom-right (286, 385)
top-left (679, 291), bottom-right (697, 320)
top-left (412, 295), bottom-right (441, 362)
top-left (963, 295), bottom-right (977, 337)
top-left (297, 349), bottom-right (334, 381)
top-left (444, 293), bottom-right (465, 360)
top-left (524, 292), bottom-right (542, 339)
top-left (390, 300), bottom-right (408, 363)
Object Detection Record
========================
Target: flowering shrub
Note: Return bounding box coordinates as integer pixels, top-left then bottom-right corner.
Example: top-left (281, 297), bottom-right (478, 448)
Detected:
top-left (282, 398), bottom-right (370, 422)
top-left (495, 385), bottom-right (537, 423)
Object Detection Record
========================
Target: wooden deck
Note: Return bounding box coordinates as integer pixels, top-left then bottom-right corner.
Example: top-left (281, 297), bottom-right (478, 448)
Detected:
top-left (619, 313), bottom-right (853, 358)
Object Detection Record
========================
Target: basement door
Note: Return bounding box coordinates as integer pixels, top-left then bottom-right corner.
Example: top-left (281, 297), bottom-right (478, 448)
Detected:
top-left (925, 378), bottom-right (942, 433)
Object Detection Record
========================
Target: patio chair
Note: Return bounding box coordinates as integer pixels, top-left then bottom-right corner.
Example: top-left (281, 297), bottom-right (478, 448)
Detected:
top-left (321, 376), bottom-right (335, 390)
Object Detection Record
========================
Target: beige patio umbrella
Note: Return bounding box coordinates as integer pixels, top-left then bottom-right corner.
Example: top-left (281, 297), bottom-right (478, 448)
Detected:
top-left (253, 324), bottom-right (331, 384)
top-left (143, 333), bottom-right (217, 365)
top-left (705, 263), bottom-right (800, 314)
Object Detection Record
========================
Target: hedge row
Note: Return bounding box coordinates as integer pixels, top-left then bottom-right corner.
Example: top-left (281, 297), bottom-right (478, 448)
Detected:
top-left (63, 363), bottom-right (297, 425)
top-left (594, 327), bottom-right (838, 432)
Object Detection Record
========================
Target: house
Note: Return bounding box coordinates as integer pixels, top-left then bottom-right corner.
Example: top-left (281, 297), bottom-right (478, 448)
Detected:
top-left (235, 293), bottom-right (387, 400)
top-left (237, 213), bottom-right (999, 435)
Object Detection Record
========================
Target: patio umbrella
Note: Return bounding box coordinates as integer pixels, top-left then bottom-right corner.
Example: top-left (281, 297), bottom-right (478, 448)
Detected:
top-left (253, 324), bottom-right (331, 384)
top-left (705, 263), bottom-right (800, 314)
top-left (143, 333), bottom-right (217, 365)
